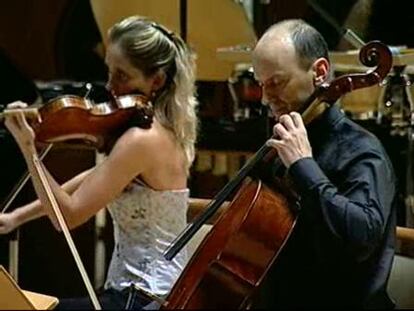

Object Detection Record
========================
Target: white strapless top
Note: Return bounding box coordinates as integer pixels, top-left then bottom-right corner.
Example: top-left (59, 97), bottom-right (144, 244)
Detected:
top-left (104, 182), bottom-right (189, 296)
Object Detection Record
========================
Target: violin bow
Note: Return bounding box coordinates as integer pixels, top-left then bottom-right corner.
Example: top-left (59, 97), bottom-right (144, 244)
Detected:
top-left (31, 153), bottom-right (102, 310)
top-left (0, 144), bottom-right (53, 282)
top-left (1, 144), bottom-right (53, 213)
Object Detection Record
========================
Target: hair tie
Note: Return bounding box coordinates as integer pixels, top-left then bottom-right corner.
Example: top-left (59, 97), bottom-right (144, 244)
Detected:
top-left (150, 22), bottom-right (176, 43)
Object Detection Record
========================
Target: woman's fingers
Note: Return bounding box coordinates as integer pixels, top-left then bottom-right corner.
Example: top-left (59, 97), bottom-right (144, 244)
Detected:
top-left (6, 101), bottom-right (28, 109)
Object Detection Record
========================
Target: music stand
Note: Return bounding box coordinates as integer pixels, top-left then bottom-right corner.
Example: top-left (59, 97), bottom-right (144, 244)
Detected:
top-left (0, 265), bottom-right (58, 310)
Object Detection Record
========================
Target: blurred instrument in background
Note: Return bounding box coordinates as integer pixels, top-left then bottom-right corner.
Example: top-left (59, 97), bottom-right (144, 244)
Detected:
top-left (216, 44), bottom-right (253, 63)
top-left (331, 47), bottom-right (414, 134)
top-left (227, 63), bottom-right (263, 121)
top-left (216, 46), bottom-right (264, 122)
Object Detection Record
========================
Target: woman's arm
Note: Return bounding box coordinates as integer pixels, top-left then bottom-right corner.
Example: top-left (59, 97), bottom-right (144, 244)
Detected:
top-left (0, 168), bottom-right (93, 234)
top-left (5, 107), bottom-right (150, 230)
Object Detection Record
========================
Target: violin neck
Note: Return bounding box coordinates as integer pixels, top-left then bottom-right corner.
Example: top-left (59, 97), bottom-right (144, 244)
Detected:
top-left (0, 108), bottom-right (39, 121)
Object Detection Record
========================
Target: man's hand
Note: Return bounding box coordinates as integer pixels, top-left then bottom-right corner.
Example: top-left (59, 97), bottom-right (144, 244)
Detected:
top-left (266, 112), bottom-right (312, 168)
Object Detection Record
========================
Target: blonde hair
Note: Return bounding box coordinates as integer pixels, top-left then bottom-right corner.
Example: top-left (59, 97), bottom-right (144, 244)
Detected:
top-left (108, 16), bottom-right (198, 174)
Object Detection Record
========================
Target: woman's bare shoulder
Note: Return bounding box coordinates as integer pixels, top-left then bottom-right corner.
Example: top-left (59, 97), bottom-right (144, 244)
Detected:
top-left (110, 123), bottom-right (168, 158)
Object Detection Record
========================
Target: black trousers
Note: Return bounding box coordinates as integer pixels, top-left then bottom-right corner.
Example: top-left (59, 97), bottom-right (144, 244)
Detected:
top-left (56, 286), bottom-right (155, 310)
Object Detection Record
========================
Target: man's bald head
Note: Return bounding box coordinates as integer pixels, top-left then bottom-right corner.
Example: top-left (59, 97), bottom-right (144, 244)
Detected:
top-left (254, 19), bottom-right (330, 70)
top-left (252, 19), bottom-right (332, 120)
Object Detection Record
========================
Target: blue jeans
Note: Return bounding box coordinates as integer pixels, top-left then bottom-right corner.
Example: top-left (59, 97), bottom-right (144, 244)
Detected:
top-left (57, 286), bottom-right (154, 310)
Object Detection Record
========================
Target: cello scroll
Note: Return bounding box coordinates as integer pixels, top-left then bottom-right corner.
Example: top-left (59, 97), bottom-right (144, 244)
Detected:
top-left (320, 40), bottom-right (392, 104)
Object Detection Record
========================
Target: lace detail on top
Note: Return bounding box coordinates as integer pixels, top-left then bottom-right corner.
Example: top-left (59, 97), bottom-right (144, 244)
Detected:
top-left (104, 182), bottom-right (189, 296)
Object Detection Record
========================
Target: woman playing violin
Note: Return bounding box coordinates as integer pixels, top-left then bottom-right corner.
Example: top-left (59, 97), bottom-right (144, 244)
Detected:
top-left (251, 19), bottom-right (396, 309)
top-left (0, 15), bottom-right (198, 310)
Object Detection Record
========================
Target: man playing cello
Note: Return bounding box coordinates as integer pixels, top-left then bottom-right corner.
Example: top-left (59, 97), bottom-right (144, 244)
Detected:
top-left (252, 19), bottom-right (396, 309)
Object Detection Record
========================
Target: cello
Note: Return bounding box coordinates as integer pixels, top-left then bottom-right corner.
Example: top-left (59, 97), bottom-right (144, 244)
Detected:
top-left (161, 41), bottom-right (392, 309)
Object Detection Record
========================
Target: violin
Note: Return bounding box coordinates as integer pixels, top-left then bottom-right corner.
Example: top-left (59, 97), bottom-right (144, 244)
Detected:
top-left (0, 93), bottom-right (153, 309)
top-left (1, 93), bottom-right (153, 152)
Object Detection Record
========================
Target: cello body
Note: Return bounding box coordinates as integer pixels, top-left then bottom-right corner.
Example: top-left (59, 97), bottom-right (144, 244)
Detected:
top-left (164, 177), bottom-right (297, 309)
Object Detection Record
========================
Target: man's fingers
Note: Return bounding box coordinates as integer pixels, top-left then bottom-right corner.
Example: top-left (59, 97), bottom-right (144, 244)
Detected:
top-left (279, 114), bottom-right (296, 131)
top-left (266, 138), bottom-right (283, 149)
top-left (290, 111), bottom-right (305, 129)
top-left (273, 123), bottom-right (290, 139)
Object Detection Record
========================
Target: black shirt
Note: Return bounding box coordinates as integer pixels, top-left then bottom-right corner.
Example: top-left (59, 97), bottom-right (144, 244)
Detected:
top-left (254, 104), bottom-right (396, 309)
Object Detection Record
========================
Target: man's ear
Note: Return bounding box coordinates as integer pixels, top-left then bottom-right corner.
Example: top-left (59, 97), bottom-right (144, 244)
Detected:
top-left (312, 58), bottom-right (330, 86)
top-left (151, 70), bottom-right (167, 92)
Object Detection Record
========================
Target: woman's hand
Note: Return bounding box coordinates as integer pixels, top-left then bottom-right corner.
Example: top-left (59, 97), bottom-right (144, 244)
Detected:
top-left (4, 101), bottom-right (37, 153)
top-left (0, 212), bottom-right (19, 234)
